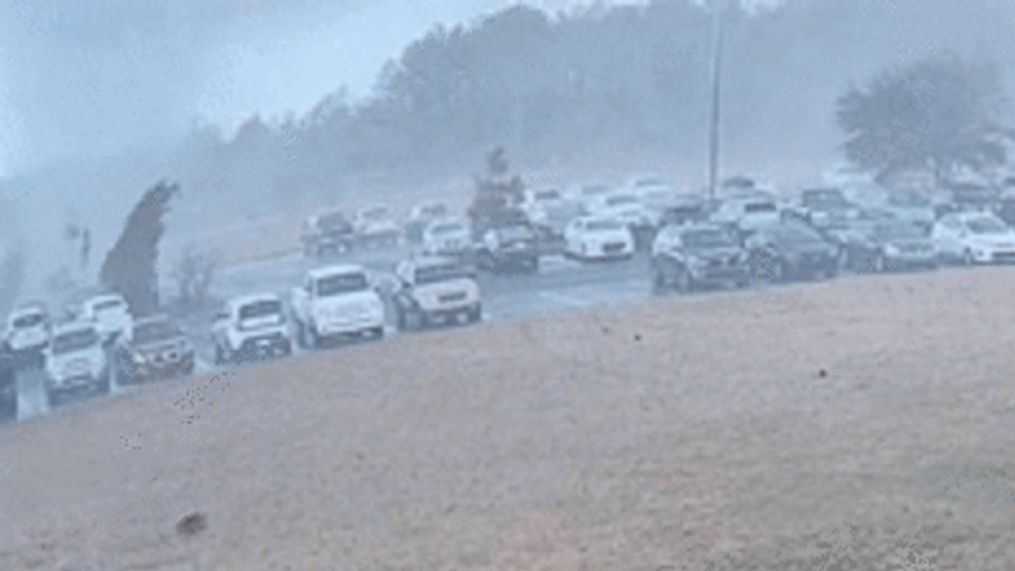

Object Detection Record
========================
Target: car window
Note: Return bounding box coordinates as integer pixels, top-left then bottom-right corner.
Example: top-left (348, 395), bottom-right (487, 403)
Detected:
top-left (132, 320), bottom-right (183, 344)
top-left (239, 300), bottom-right (282, 319)
top-left (12, 313), bottom-right (45, 328)
top-left (317, 273), bottom-right (369, 295)
top-left (52, 329), bottom-right (99, 354)
top-left (586, 220), bottom-right (623, 231)
top-left (967, 217), bottom-right (1007, 234)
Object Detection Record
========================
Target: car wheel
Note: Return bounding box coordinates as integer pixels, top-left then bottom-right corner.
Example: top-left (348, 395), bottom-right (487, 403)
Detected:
top-left (962, 248), bottom-right (975, 266)
top-left (308, 325), bottom-right (322, 349)
top-left (95, 372), bottom-right (111, 396)
top-left (873, 253), bottom-right (887, 273)
top-left (675, 269), bottom-right (693, 293)
top-left (469, 305), bottom-right (483, 323)
top-left (652, 266), bottom-right (669, 294)
top-left (45, 388), bottom-right (60, 409)
top-left (295, 321), bottom-right (308, 349)
top-left (214, 344), bottom-right (225, 366)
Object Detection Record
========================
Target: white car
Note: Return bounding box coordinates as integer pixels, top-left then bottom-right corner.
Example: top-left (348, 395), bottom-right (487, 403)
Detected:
top-left (422, 219), bottom-right (473, 256)
top-left (5, 303), bottom-right (50, 358)
top-left (591, 193), bottom-right (653, 228)
top-left (80, 293), bottom-right (132, 345)
top-left (353, 204), bottom-right (401, 247)
top-left (564, 217), bottom-right (636, 260)
top-left (932, 212), bottom-right (1015, 265)
top-left (290, 265), bottom-right (385, 348)
top-left (392, 257), bottom-right (482, 330)
top-left (712, 194), bottom-right (781, 233)
top-left (521, 188), bottom-right (565, 223)
top-left (44, 321), bottom-right (109, 405)
top-left (882, 191), bottom-right (936, 229)
top-left (211, 294), bottom-right (293, 364)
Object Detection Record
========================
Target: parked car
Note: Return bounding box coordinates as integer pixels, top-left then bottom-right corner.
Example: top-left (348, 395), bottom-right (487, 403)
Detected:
top-left (574, 183), bottom-right (616, 213)
top-left (115, 314), bottom-right (194, 384)
top-left (946, 182), bottom-right (1000, 213)
top-left (881, 190), bottom-right (936, 230)
top-left (564, 217), bottom-right (636, 261)
top-left (659, 197), bottom-right (711, 227)
top-left (744, 221), bottom-right (839, 281)
top-left (4, 302), bottom-right (50, 366)
top-left (80, 293), bottom-right (132, 345)
top-left (476, 223), bottom-right (540, 274)
top-left (791, 188), bottom-right (859, 229)
top-left (422, 218), bottom-right (473, 257)
top-left (289, 265), bottom-right (385, 348)
top-left (651, 224), bottom-right (750, 292)
top-left (211, 294), bottom-right (292, 364)
top-left (932, 212), bottom-right (1015, 265)
top-left (712, 193), bottom-right (781, 235)
top-left (524, 188), bottom-right (583, 239)
top-left (44, 321), bottom-right (109, 406)
top-left (300, 210), bottom-right (355, 257)
top-left (405, 201), bottom-right (449, 244)
top-left (353, 204), bottom-right (401, 248)
top-left (392, 257), bottom-right (482, 330)
top-left (838, 220), bottom-right (938, 272)
top-left (0, 351), bottom-right (16, 422)
top-left (590, 192), bottom-right (654, 229)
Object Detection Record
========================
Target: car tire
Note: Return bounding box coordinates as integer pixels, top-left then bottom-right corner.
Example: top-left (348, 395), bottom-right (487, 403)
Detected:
top-left (652, 266), bottom-right (669, 294)
top-left (45, 388), bottom-right (60, 409)
top-left (295, 321), bottom-right (308, 349)
top-left (469, 305), bottom-right (483, 323)
top-left (675, 269), bottom-right (693, 293)
top-left (214, 344), bottom-right (225, 366)
top-left (308, 326), bottom-right (322, 349)
top-left (962, 249), bottom-right (975, 266)
top-left (95, 372), bottom-right (111, 396)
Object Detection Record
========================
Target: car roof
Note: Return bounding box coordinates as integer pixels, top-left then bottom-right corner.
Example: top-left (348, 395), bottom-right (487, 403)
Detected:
top-left (10, 302), bottom-right (47, 317)
top-left (86, 293), bottom-right (126, 306)
top-left (51, 320), bottom-right (98, 336)
top-left (307, 264), bottom-right (366, 280)
top-left (132, 314), bottom-right (176, 327)
top-left (228, 293), bottom-right (282, 309)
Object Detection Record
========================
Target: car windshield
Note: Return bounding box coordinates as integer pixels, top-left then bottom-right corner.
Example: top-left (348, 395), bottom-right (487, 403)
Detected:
top-left (888, 193), bottom-right (929, 207)
top-left (874, 223), bottom-right (923, 240)
top-left (431, 223), bottom-right (465, 235)
top-left (803, 190), bottom-right (848, 208)
top-left (318, 273), bottom-right (369, 295)
top-left (967, 217), bottom-right (1008, 234)
top-left (93, 299), bottom-right (124, 313)
top-left (13, 313), bottom-right (45, 328)
top-left (771, 226), bottom-right (823, 244)
top-left (534, 190), bottom-right (560, 201)
top-left (606, 195), bottom-right (637, 206)
top-left (362, 208), bottom-right (388, 220)
top-left (745, 202), bottom-right (777, 214)
top-left (416, 264), bottom-right (472, 285)
top-left (132, 320), bottom-right (182, 344)
top-left (582, 185), bottom-right (610, 196)
top-left (421, 205), bottom-right (447, 217)
top-left (319, 212), bottom-right (350, 228)
top-left (52, 329), bottom-right (99, 354)
top-left (239, 300), bottom-right (283, 319)
top-left (499, 226), bottom-right (534, 242)
top-left (587, 220), bottom-right (623, 231)
top-left (682, 229), bottom-right (736, 248)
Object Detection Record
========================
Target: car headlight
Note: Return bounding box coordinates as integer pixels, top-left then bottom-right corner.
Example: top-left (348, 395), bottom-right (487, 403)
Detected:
top-left (884, 244), bottom-right (902, 257)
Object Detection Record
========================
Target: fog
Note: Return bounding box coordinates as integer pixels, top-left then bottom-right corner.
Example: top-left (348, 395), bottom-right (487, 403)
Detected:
top-left (1, 0), bottom-right (1015, 295)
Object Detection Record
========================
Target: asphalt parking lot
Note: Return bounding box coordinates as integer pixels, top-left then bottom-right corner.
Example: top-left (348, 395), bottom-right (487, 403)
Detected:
top-left (11, 245), bottom-right (657, 422)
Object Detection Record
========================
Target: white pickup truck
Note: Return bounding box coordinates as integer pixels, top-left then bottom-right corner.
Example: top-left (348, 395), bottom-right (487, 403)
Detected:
top-left (290, 265), bottom-right (385, 348)
top-left (44, 321), bottom-right (109, 406)
top-left (391, 256), bottom-right (482, 330)
top-left (211, 294), bottom-right (292, 364)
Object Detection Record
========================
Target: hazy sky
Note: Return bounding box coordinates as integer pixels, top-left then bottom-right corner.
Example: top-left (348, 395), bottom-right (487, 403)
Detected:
top-left (0, 1), bottom-right (658, 175)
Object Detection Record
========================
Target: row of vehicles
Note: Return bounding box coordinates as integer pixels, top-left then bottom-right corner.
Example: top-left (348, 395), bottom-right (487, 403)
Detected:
top-left (210, 258), bottom-right (482, 364)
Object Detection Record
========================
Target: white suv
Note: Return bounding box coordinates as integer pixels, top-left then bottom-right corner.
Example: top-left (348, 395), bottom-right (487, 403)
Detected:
top-left (211, 294), bottom-right (293, 364)
top-left (80, 293), bottom-right (132, 345)
top-left (44, 322), bottom-right (109, 406)
top-left (5, 303), bottom-right (50, 360)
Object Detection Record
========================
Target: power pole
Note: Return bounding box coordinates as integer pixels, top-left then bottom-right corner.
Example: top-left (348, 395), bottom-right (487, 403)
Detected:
top-left (707, 0), bottom-right (728, 200)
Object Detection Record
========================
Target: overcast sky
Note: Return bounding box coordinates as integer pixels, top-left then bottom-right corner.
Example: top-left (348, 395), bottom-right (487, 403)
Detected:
top-left (0, 0), bottom-right (787, 175)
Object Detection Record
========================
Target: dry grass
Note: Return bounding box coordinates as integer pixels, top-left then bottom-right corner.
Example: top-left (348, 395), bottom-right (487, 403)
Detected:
top-left (3, 268), bottom-right (1015, 569)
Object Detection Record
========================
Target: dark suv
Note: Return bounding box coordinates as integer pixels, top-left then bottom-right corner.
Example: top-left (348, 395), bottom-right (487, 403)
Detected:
top-left (476, 224), bottom-right (540, 274)
top-left (115, 315), bottom-right (195, 384)
top-left (651, 224), bottom-right (750, 292)
top-left (301, 211), bottom-right (356, 257)
top-left (745, 221), bottom-right (839, 282)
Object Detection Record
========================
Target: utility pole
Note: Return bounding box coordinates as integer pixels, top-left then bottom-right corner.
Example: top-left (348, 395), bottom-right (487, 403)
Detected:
top-left (707, 0), bottom-right (728, 200)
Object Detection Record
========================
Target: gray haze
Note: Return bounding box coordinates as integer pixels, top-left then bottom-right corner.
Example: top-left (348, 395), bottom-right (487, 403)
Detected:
top-left (1, 0), bottom-right (1014, 294)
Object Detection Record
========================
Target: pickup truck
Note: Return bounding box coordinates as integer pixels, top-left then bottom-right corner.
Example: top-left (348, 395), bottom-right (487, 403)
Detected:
top-left (290, 265), bottom-right (385, 348)
top-left (392, 256), bottom-right (482, 330)
top-left (211, 294), bottom-right (292, 364)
